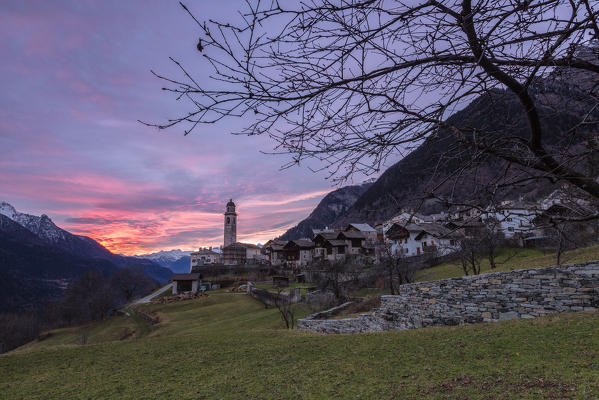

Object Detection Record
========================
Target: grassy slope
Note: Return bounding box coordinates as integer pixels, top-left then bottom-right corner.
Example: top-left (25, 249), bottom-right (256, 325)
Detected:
top-left (2, 293), bottom-right (599, 399)
top-left (15, 310), bottom-right (152, 352)
top-left (416, 244), bottom-right (599, 282)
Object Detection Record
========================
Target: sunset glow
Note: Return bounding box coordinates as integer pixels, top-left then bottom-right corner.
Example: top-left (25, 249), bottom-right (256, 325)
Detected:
top-left (0, 1), bottom-right (344, 255)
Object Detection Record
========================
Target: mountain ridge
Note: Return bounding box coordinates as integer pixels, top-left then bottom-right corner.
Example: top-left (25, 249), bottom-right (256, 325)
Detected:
top-left (331, 70), bottom-right (599, 227)
top-left (0, 202), bottom-right (173, 313)
top-left (0, 214), bottom-right (120, 312)
top-left (279, 182), bottom-right (372, 240)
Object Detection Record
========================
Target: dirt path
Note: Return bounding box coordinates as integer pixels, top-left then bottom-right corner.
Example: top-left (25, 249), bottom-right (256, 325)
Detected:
top-left (133, 283), bottom-right (173, 304)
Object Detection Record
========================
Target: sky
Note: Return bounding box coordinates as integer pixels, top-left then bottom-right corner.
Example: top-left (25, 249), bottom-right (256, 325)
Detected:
top-left (0, 1), bottom-right (373, 255)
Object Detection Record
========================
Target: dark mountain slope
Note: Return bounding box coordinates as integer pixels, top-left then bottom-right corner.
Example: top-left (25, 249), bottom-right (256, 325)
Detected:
top-left (334, 77), bottom-right (599, 226)
top-left (0, 202), bottom-right (172, 283)
top-left (280, 183), bottom-right (372, 240)
top-left (0, 215), bottom-right (119, 312)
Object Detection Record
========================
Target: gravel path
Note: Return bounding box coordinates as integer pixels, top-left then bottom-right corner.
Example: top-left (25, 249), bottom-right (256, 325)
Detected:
top-left (133, 283), bottom-right (173, 304)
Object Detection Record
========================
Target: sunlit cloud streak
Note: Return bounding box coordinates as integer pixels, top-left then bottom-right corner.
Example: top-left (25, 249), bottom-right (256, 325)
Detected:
top-left (0, 1), bottom-right (381, 255)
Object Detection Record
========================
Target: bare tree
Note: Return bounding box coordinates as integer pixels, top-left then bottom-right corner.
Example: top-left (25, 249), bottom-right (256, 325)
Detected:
top-left (380, 241), bottom-right (417, 294)
top-left (458, 238), bottom-right (483, 275)
top-left (110, 267), bottom-right (155, 303)
top-left (147, 0), bottom-right (599, 214)
top-left (478, 217), bottom-right (506, 269)
top-left (274, 288), bottom-right (295, 329)
top-left (307, 256), bottom-right (366, 302)
top-left (533, 196), bottom-right (599, 264)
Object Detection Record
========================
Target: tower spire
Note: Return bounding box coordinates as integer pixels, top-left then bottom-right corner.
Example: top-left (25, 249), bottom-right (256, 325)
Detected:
top-left (224, 199), bottom-right (237, 247)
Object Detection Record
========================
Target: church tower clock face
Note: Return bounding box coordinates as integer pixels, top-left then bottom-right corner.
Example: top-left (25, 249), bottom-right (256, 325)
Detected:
top-left (224, 199), bottom-right (237, 247)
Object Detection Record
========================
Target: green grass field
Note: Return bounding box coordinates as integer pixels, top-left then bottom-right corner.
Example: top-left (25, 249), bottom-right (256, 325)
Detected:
top-left (2, 291), bottom-right (599, 399)
top-left (416, 244), bottom-right (599, 282)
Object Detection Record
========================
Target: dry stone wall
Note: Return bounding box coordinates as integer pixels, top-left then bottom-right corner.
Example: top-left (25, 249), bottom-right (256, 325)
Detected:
top-left (297, 262), bottom-right (599, 334)
top-left (247, 284), bottom-right (302, 308)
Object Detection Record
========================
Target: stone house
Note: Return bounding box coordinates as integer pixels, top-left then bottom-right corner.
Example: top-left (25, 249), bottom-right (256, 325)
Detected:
top-left (313, 232), bottom-right (347, 263)
top-left (244, 243), bottom-right (266, 263)
top-left (264, 240), bottom-right (288, 266)
top-left (313, 232), bottom-right (340, 260)
top-left (171, 273), bottom-right (202, 294)
top-left (222, 242), bottom-right (266, 265)
top-left (338, 231), bottom-right (367, 256)
top-left (283, 239), bottom-right (315, 269)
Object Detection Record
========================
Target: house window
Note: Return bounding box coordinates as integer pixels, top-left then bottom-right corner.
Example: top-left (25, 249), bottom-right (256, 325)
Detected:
top-left (507, 217), bottom-right (513, 222)
top-left (508, 227), bottom-right (514, 232)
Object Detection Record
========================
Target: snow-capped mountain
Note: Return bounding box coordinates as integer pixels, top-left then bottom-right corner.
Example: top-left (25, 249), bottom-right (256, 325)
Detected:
top-left (135, 249), bottom-right (196, 273)
top-left (0, 201), bottom-right (172, 283)
top-left (136, 249), bottom-right (192, 263)
top-left (0, 201), bottom-right (69, 244)
top-left (1, 201), bottom-right (113, 258)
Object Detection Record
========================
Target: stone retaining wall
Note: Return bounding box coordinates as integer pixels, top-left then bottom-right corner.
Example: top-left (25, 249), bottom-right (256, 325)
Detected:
top-left (247, 284), bottom-right (302, 308)
top-left (297, 262), bottom-right (599, 334)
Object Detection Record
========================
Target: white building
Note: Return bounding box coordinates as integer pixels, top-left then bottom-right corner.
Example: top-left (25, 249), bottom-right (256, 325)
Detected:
top-left (190, 247), bottom-right (221, 270)
top-left (385, 222), bottom-right (461, 257)
top-left (484, 201), bottom-right (539, 238)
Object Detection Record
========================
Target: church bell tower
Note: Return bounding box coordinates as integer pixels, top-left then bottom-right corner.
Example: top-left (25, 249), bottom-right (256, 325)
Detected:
top-left (224, 199), bottom-right (237, 247)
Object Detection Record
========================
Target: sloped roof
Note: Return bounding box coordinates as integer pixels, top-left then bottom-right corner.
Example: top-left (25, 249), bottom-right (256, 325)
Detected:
top-left (413, 223), bottom-right (462, 239)
top-left (347, 223), bottom-right (376, 232)
top-left (239, 242), bottom-right (260, 249)
top-left (224, 242), bottom-right (260, 250)
top-left (339, 231), bottom-right (366, 239)
top-left (314, 232), bottom-right (340, 241)
top-left (327, 239), bottom-right (347, 247)
top-left (404, 223), bottom-right (428, 232)
top-left (196, 249), bottom-right (219, 255)
top-left (171, 273), bottom-right (201, 281)
top-left (312, 228), bottom-right (335, 235)
top-left (265, 240), bottom-right (288, 251)
top-left (284, 239), bottom-right (315, 249)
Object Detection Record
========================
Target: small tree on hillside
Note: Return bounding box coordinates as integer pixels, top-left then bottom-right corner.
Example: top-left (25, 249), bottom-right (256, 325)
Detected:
top-left (110, 267), bottom-right (155, 303)
top-left (479, 217), bottom-right (506, 270)
top-left (379, 242), bottom-right (417, 295)
top-left (274, 289), bottom-right (296, 329)
top-left (59, 270), bottom-right (118, 324)
top-left (458, 238), bottom-right (483, 276)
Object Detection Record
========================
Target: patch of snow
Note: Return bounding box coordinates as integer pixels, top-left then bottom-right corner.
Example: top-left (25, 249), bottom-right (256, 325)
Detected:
top-left (135, 249), bottom-right (193, 263)
top-left (0, 201), bottom-right (68, 243)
